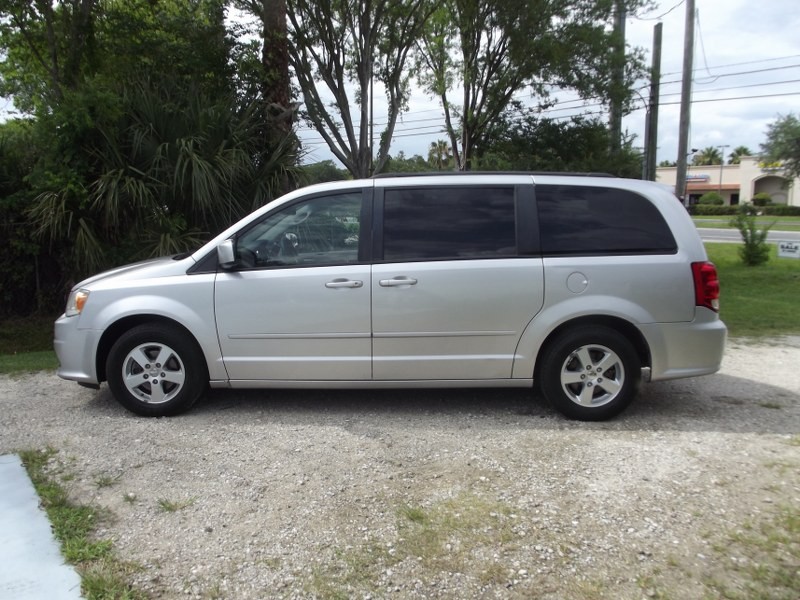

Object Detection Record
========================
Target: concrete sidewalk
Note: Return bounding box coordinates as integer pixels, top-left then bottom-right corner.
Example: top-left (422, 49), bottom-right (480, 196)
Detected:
top-left (0, 454), bottom-right (83, 599)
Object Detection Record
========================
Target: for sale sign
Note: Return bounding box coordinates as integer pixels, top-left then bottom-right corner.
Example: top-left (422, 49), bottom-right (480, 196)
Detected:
top-left (777, 241), bottom-right (800, 259)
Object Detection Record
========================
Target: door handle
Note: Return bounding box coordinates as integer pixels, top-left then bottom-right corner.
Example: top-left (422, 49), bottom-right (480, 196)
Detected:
top-left (325, 279), bottom-right (363, 289)
top-left (379, 277), bottom-right (418, 287)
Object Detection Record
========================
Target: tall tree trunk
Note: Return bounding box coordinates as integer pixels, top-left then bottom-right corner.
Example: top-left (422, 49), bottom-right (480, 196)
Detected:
top-left (258, 0), bottom-right (294, 194)
top-left (260, 0), bottom-right (292, 138)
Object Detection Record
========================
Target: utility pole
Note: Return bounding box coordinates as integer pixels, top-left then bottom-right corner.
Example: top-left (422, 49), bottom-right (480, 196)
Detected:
top-left (608, 0), bottom-right (626, 154)
top-left (675, 0), bottom-right (695, 205)
top-left (644, 22), bottom-right (662, 181)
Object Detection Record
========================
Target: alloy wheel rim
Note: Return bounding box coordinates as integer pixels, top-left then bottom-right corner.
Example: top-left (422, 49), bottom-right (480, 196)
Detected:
top-left (121, 342), bottom-right (186, 404)
top-left (559, 344), bottom-right (625, 407)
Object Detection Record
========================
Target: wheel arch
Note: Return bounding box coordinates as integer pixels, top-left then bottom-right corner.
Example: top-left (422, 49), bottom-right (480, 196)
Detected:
top-left (96, 315), bottom-right (207, 383)
top-left (532, 315), bottom-right (651, 383)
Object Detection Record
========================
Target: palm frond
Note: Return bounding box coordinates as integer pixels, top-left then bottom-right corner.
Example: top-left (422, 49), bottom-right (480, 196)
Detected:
top-left (73, 217), bottom-right (106, 274)
top-left (28, 191), bottom-right (75, 243)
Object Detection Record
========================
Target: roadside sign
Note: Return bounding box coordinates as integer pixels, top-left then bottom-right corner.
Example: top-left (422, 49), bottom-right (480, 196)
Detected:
top-left (777, 241), bottom-right (800, 259)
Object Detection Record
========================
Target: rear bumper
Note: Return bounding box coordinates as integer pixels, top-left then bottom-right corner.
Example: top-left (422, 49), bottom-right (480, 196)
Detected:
top-left (642, 309), bottom-right (727, 381)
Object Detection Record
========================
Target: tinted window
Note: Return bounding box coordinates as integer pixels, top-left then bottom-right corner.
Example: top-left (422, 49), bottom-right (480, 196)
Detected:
top-left (537, 185), bottom-right (677, 255)
top-left (383, 187), bottom-right (516, 260)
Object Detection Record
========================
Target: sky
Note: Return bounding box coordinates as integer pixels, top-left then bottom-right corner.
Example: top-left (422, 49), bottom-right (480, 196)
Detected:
top-left (298, 0), bottom-right (800, 168)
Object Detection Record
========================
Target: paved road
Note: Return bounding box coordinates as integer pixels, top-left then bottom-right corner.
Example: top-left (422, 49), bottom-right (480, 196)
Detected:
top-left (698, 227), bottom-right (800, 243)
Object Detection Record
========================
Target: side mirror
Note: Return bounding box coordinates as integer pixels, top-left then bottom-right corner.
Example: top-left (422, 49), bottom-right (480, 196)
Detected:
top-left (217, 239), bottom-right (236, 269)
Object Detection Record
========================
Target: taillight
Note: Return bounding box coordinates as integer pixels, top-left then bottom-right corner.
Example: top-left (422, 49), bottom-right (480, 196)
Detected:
top-left (692, 262), bottom-right (720, 312)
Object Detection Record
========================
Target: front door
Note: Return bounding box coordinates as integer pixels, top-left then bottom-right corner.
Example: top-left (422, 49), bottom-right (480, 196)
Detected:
top-left (215, 190), bottom-right (371, 381)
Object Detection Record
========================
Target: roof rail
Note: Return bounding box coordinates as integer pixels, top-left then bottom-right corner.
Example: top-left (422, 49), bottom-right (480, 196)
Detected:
top-left (370, 170), bottom-right (615, 179)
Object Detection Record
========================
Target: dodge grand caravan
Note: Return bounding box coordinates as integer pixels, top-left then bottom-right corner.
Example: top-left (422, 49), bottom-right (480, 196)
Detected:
top-left (54, 173), bottom-right (727, 421)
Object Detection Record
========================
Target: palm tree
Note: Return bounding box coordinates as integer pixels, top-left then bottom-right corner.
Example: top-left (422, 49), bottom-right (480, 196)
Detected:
top-left (428, 140), bottom-right (453, 170)
top-left (692, 146), bottom-right (723, 166)
top-left (29, 82), bottom-right (300, 276)
top-left (728, 145), bottom-right (753, 164)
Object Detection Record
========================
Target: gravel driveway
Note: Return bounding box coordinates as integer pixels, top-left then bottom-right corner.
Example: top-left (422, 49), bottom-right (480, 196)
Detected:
top-left (1, 339), bottom-right (798, 599)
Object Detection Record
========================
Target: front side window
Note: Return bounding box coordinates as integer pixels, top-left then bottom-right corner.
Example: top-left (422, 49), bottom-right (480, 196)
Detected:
top-left (382, 187), bottom-right (516, 261)
top-left (536, 185), bottom-right (677, 256)
top-left (236, 192), bottom-right (362, 268)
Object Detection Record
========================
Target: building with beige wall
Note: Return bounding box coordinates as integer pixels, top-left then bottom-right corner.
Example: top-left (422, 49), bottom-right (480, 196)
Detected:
top-left (656, 156), bottom-right (799, 206)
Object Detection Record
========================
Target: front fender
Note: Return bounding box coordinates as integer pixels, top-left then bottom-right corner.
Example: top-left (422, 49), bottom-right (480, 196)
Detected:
top-left (82, 274), bottom-right (227, 381)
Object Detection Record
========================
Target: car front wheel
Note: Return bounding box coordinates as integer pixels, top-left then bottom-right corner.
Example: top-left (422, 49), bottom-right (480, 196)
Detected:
top-left (540, 326), bottom-right (641, 421)
top-left (106, 324), bottom-right (207, 417)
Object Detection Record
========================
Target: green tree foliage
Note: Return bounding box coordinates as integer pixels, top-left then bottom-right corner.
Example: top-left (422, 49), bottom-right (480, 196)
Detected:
top-left (728, 145), bottom-right (753, 165)
top-left (416, 0), bottom-right (648, 171)
top-left (761, 113), bottom-right (800, 181)
top-left (692, 146), bottom-right (723, 166)
top-left (0, 0), bottom-right (99, 112)
top-left (29, 84), bottom-right (298, 274)
top-left (478, 114), bottom-right (643, 177)
top-left (751, 192), bottom-right (772, 207)
top-left (300, 160), bottom-right (351, 184)
top-left (0, 119), bottom-right (57, 312)
top-left (427, 140), bottom-right (453, 170)
top-left (0, 0), bottom-right (298, 312)
top-left (698, 192), bottom-right (724, 205)
top-left (384, 152), bottom-right (431, 173)
top-left (281, 0), bottom-right (435, 178)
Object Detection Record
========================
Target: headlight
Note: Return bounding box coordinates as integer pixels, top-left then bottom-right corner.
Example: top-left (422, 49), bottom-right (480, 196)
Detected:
top-left (65, 289), bottom-right (90, 317)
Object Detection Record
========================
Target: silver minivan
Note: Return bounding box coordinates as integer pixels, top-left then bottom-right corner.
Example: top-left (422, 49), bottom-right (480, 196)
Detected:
top-left (54, 173), bottom-right (727, 420)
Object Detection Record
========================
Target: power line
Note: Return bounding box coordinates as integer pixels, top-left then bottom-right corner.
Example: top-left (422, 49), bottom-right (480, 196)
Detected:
top-left (660, 90), bottom-right (800, 106)
top-left (301, 85), bottom-right (800, 146)
top-left (653, 64), bottom-right (800, 90)
top-left (298, 54), bottom-right (800, 147)
top-left (660, 55), bottom-right (800, 79)
top-left (678, 78), bottom-right (800, 95)
top-left (297, 54), bottom-right (800, 131)
top-left (300, 108), bottom-right (615, 146)
top-left (632, 0), bottom-right (686, 21)
top-left (694, 9), bottom-right (718, 82)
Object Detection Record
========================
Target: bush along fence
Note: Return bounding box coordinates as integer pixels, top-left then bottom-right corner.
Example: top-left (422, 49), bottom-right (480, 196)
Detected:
top-left (690, 204), bottom-right (800, 216)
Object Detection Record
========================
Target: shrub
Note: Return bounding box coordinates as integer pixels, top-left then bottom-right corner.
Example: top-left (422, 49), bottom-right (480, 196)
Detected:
top-left (698, 192), bottom-right (724, 205)
top-left (730, 205), bottom-right (773, 266)
top-left (691, 205), bottom-right (738, 216)
top-left (751, 192), bottom-right (772, 206)
top-left (763, 205), bottom-right (800, 216)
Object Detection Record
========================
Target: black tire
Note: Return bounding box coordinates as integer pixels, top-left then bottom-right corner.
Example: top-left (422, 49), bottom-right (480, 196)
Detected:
top-left (106, 324), bottom-right (207, 417)
top-left (539, 325), bottom-right (641, 421)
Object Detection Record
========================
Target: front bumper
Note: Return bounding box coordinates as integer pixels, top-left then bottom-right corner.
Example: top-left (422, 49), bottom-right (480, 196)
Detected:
top-left (54, 315), bottom-right (102, 385)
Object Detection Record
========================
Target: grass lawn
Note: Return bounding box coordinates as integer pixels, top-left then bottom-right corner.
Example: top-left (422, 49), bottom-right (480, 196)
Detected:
top-left (0, 314), bottom-right (59, 374)
top-left (1, 247), bottom-right (798, 372)
top-left (706, 242), bottom-right (800, 338)
top-left (0, 350), bottom-right (58, 373)
top-left (694, 215), bottom-right (800, 231)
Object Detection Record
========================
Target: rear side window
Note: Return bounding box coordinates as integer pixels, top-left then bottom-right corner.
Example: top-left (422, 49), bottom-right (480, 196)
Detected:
top-left (536, 185), bottom-right (677, 256)
top-left (382, 187), bottom-right (516, 260)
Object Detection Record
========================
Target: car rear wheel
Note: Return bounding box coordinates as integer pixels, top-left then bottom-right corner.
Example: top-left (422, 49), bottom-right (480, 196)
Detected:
top-left (106, 324), bottom-right (207, 417)
top-left (540, 326), bottom-right (641, 421)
